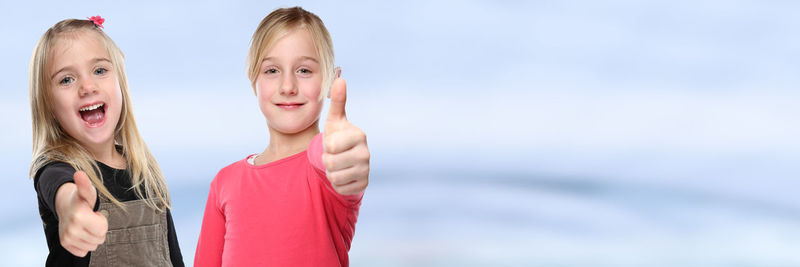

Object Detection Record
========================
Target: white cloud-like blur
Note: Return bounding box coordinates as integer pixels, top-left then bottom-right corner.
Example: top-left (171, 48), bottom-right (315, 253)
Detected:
top-left (1, 0), bottom-right (799, 265)
top-left (2, 0), bottom-right (798, 213)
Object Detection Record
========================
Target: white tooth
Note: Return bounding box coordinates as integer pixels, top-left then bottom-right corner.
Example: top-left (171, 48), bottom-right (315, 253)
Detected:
top-left (80, 103), bottom-right (103, 112)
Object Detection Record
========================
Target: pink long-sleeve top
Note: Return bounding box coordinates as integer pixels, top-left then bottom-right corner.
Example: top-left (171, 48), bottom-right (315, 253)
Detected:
top-left (194, 134), bottom-right (363, 266)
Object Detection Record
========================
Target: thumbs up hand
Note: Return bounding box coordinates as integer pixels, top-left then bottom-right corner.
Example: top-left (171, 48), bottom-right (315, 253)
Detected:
top-left (323, 76), bottom-right (370, 196)
top-left (54, 171), bottom-right (108, 257)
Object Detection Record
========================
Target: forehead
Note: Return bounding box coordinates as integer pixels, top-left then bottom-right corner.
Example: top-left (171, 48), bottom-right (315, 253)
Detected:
top-left (48, 30), bottom-right (110, 71)
top-left (263, 28), bottom-right (318, 60)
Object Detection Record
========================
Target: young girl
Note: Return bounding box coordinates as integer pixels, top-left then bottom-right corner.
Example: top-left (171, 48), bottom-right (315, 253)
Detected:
top-left (195, 7), bottom-right (370, 266)
top-left (29, 17), bottom-right (184, 266)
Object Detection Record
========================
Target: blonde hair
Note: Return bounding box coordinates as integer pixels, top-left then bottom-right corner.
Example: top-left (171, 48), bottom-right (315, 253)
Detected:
top-left (29, 19), bottom-right (170, 211)
top-left (247, 6), bottom-right (335, 100)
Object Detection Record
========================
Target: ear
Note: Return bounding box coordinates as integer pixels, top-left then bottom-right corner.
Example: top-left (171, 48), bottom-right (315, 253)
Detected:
top-left (327, 85), bottom-right (332, 99)
top-left (328, 66), bottom-right (342, 99)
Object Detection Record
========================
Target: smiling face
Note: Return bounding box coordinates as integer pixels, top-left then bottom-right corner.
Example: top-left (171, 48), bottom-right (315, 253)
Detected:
top-left (256, 28), bottom-right (324, 135)
top-left (48, 30), bottom-right (123, 152)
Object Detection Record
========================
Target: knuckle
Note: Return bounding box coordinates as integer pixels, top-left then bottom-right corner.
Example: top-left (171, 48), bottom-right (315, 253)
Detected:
top-left (334, 187), bottom-right (346, 195)
top-left (360, 148), bottom-right (371, 162)
top-left (328, 173), bottom-right (340, 184)
top-left (324, 155), bottom-right (335, 169)
top-left (358, 130), bottom-right (366, 141)
top-left (334, 173), bottom-right (348, 185)
top-left (325, 139), bottom-right (336, 151)
top-left (65, 227), bottom-right (76, 238)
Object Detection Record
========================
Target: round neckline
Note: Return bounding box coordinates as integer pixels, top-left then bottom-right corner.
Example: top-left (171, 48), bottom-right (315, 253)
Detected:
top-left (245, 149), bottom-right (307, 169)
top-left (95, 160), bottom-right (127, 171)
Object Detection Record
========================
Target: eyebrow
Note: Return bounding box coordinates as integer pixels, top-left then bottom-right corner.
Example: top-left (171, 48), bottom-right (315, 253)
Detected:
top-left (50, 57), bottom-right (112, 81)
top-left (261, 56), bottom-right (319, 64)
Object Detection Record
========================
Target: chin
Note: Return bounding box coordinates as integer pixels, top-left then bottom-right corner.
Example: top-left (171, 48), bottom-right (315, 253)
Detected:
top-left (273, 126), bottom-right (308, 135)
top-left (270, 120), bottom-right (317, 135)
top-left (76, 121), bottom-right (119, 147)
top-left (79, 131), bottom-right (115, 147)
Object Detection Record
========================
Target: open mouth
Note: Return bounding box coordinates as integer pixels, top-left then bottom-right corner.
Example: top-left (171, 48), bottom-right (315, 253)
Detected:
top-left (78, 102), bottom-right (106, 127)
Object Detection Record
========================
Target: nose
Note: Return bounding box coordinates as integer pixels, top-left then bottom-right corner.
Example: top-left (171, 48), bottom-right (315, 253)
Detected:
top-left (279, 72), bottom-right (298, 96)
top-left (78, 77), bottom-right (98, 97)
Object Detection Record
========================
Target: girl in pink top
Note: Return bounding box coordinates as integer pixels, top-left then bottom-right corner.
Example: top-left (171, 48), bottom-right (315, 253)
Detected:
top-left (194, 7), bottom-right (370, 267)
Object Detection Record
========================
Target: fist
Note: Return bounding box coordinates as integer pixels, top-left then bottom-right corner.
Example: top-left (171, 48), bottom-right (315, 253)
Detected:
top-left (323, 77), bottom-right (370, 195)
top-left (56, 171), bottom-right (108, 257)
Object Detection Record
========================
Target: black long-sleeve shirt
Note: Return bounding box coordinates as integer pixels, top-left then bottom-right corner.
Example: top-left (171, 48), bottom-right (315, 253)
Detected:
top-left (33, 161), bottom-right (184, 267)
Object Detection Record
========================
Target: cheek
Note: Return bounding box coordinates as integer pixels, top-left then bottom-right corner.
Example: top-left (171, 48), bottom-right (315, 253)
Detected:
top-left (309, 99), bottom-right (324, 116)
top-left (255, 78), bottom-right (278, 99)
top-left (104, 80), bottom-right (124, 121)
top-left (112, 86), bottom-right (123, 112)
top-left (300, 81), bottom-right (322, 100)
top-left (50, 91), bottom-right (74, 123)
top-left (255, 79), bottom-right (276, 111)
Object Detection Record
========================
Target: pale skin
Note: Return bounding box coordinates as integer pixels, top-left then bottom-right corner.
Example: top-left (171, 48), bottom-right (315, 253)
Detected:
top-left (48, 30), bottom-right (125, 257)
top-left (254, 29), bottom-right (369, 195)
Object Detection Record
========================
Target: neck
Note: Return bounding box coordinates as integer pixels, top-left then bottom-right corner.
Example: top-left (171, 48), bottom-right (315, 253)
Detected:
top-left (256, 122), bottom-right (320, 165)
top-left (84, 140), bottom-right (126, 169)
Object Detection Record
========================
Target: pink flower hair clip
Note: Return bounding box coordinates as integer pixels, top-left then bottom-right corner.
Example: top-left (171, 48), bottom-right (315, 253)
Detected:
top-left (88, 16), bottom-right (105, 28)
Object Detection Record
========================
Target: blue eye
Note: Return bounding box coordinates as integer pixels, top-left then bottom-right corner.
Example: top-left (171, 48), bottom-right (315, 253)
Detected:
top-left (60, 76), bottom-right (74, 85)
top-left (94, 68), bottom-right (107, 75)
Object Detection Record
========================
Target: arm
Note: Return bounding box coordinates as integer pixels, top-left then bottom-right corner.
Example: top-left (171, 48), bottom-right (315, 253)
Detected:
top-left (194, 181), bottom-right (226, 267)
top-left (166, 210), bottom-right (185, 267)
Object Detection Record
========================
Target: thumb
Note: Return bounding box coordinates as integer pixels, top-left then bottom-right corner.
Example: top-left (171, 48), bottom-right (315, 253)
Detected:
top-left (327, 78), bottom-right (347, 123)
top-left (73, 171), bottom-right (97, 208)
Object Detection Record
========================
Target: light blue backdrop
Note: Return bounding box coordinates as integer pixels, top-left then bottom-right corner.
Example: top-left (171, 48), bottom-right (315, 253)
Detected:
top-left (1, 1), bottom-right (798, 266)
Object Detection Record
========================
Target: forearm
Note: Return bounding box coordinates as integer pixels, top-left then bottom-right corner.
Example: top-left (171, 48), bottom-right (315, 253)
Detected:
top-left (195, 186), bottom-right (225, 266)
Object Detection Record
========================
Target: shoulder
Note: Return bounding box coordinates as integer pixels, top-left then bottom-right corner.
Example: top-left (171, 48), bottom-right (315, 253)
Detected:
top-left (34, 161), bottom-right (74, 182)
top-left (211, 156), bottom-right (252, 185)
top-left (33, 161), bottom-right (76, 194)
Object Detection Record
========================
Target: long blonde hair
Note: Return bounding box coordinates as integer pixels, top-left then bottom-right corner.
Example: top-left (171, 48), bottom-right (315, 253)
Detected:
top-left (29, 19), bottom-right (170, 211)
top-left (247, 6), bottom-right (336, 100)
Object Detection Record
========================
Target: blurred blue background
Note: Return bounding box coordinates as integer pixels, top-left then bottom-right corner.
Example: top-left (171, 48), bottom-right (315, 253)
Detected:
top-left (1, 0), bottom-right (799, 266)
